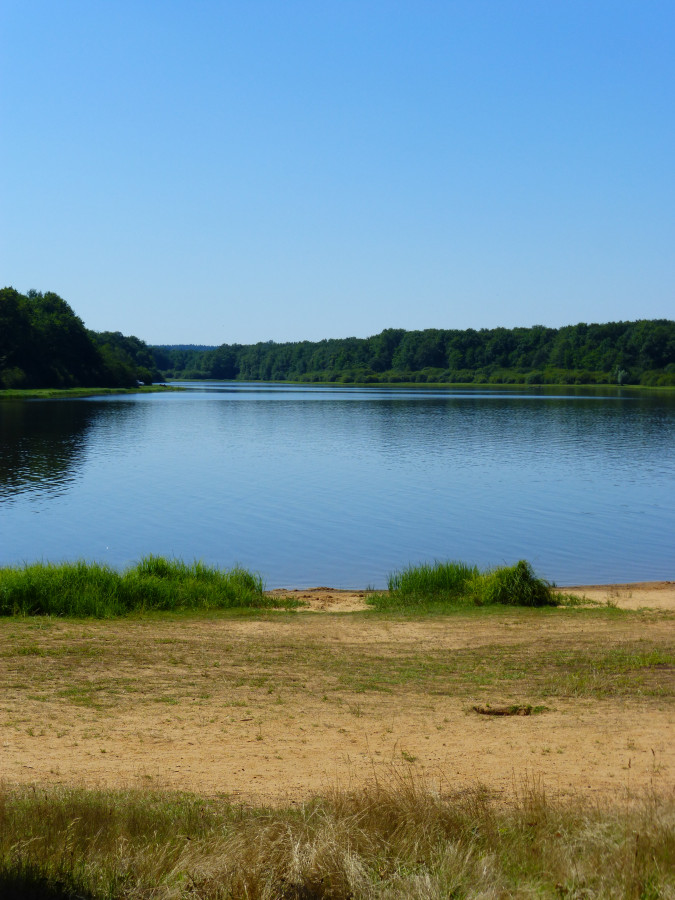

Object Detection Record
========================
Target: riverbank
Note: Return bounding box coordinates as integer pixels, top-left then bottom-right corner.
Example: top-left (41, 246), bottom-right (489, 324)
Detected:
top-left (0, 384), bottom-right (182, 400)
top-left (174, 378), bottom-right (675, 392)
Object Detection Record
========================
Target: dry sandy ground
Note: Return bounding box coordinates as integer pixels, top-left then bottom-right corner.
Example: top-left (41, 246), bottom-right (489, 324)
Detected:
top-left (562, 581), bottom-right (675, 611)
top-left (1, 583), bottom-right (673, 806)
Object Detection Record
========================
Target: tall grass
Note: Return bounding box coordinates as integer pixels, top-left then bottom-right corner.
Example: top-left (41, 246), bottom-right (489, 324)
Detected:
top-left (0, 777), bottom-right (672, 898)
top-left (370, 559), bottom-right (558, 610)
top-left (387, 560), bottom-right (479, 601)
top-left (471, 559), bottom-right (557, 607)
top-left (0, 556), bottom-right (286, 617)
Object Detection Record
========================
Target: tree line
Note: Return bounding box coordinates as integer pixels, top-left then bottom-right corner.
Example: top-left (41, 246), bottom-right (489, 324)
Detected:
top-left (153, 320), bottom-right (675, 386)
top-left (0, 288), bottom-right (161, 389)
top-left (2, 286), bottom-right (674, 390)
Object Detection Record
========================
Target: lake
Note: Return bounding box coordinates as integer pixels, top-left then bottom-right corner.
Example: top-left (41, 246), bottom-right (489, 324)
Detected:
top-left (1, 384), bottom-right (673, 588)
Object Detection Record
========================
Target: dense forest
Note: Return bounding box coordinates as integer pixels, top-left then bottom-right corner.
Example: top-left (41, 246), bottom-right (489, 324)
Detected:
top-left (2, 286), bottom-right (674, 390)
top-left (0, 288), bottom-right (161, 389)
top-left (154, 320), bottom-right (675, 386)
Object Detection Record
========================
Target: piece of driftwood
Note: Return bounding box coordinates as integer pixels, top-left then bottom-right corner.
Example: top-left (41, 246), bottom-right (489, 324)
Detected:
top-left (472, 704), bottom-right (533, 716)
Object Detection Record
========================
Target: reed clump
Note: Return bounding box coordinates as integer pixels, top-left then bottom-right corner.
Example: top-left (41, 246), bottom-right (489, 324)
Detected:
top-left (387, 560), bottom-right (479, 602)
top-left (471, 559), bottom-right (557, 607)
top-left (0, 556), bottom-right (286, 617)
top-left (0, 777), bottom-right (672, 899)
top-left (371, 559), bottom-right (558, 610)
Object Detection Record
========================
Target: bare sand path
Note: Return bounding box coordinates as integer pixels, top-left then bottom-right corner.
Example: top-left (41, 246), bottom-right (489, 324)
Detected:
top-left (1, 583), bottom-right (673, 805)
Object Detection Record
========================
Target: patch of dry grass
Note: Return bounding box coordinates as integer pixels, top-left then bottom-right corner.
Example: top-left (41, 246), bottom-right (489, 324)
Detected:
top-left (1, 610), bottom-right (672, 713)
top-left (0, 773), bottom-right (673, 899)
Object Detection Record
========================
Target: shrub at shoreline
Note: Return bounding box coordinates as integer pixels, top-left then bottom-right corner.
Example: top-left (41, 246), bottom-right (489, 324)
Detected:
top-left (0, 557), bottom-right (573, 617)
top-left (369, 559), bottom-right (560, 610)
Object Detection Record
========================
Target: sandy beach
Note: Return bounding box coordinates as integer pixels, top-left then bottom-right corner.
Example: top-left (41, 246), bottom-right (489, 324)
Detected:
top-left (1, 582), bottom-right (673, 805)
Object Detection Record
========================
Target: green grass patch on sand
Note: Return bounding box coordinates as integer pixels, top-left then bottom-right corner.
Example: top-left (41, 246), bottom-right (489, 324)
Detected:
top-left (0, 557), bottom-right (298, 617)
top-left (369, 559), bottom-right (565, 611)
top-left (0, 778), bottom-right (672, 899)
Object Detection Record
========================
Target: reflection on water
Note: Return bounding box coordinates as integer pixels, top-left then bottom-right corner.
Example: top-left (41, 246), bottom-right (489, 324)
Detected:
top-left (0, 386), bottom-right (673, 586)
top-left (0, 401), bottom-right (95, 501)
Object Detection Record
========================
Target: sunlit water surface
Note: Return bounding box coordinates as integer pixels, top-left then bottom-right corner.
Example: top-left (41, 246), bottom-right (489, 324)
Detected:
top-left (1, 384), bottom-right (673, 587)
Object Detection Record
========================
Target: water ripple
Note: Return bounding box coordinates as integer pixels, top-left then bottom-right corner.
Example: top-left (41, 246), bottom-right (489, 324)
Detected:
top-left (1, 387), bottom-right (673, 586)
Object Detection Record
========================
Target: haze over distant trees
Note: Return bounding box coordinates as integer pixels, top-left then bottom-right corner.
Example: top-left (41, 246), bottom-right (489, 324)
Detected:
top-left (154, 320), bottom-right (675, 386)
top-left (2, 286), bottom-right (674, 389)
top-left (0, 288), bottom-right (160, 389)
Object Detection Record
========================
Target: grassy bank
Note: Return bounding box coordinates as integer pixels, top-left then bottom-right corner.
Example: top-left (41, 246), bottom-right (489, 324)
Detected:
top-left (0, 385), bottom-right (180, 400)
top-left (1, 778), bottom-right (672, 899)
top-left (0, 558), bottom-right (564, 618)
top-left (0, 557), bottom-right (298, 617)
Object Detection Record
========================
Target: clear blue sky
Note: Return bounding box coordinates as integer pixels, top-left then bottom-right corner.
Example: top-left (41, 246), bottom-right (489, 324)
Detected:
top-left (1, 1), bottom-right (673, 345)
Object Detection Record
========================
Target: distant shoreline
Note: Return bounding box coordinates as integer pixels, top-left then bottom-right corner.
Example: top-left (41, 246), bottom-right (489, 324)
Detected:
top-left (171, 379), bottom-right (675, 392)
top-left (2, 382), bottom-right (674, 400)
top-left (0, 384), bottom-right (182, 400)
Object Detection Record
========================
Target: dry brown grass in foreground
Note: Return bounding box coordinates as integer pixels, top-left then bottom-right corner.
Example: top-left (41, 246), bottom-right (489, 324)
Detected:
top-left (1, 772), bottom-right (674, 899)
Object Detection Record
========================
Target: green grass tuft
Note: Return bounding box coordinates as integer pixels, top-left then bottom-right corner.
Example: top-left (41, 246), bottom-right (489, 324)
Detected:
top-left (471, 559), bottom-right (557, 607)
top-left (371, 559), bottom-right (557, 611)
top-left (0, 557), bottom-right (287, 618)
top-left (387, 559), bottom-right (478, 601)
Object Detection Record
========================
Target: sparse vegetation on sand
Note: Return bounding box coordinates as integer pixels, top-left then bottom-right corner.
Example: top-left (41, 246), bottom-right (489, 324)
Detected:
top-left (369, 559), bottom-right (563, 610)
top-left (1, 590), bottom-right (672, 897)
top-left (0, 776), bottom-right (673, 899)
top-left (0, 557), bottom-right (298, 617)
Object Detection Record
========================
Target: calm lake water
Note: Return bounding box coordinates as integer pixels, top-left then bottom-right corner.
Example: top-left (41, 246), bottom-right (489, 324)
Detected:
top-left (1, 384), bottom-right (673, 587)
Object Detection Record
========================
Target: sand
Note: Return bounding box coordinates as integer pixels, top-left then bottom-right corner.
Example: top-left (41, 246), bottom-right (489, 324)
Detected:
top-left (562, 581), bottom-right (675, 611)
top-left (1, 582), bottom-right (673, 805)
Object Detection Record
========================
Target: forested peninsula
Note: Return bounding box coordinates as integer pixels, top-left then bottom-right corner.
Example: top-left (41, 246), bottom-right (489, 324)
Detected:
top-left (0, 288), bottom-right (161, 389)
top-left (2, 286), bottom-right (674, 390)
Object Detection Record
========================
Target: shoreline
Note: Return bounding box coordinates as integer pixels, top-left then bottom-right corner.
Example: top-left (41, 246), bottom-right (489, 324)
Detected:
top-left (267, 580), bottom-right (675, 612)
top-left (0, 384), bottom-right (181, 400)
